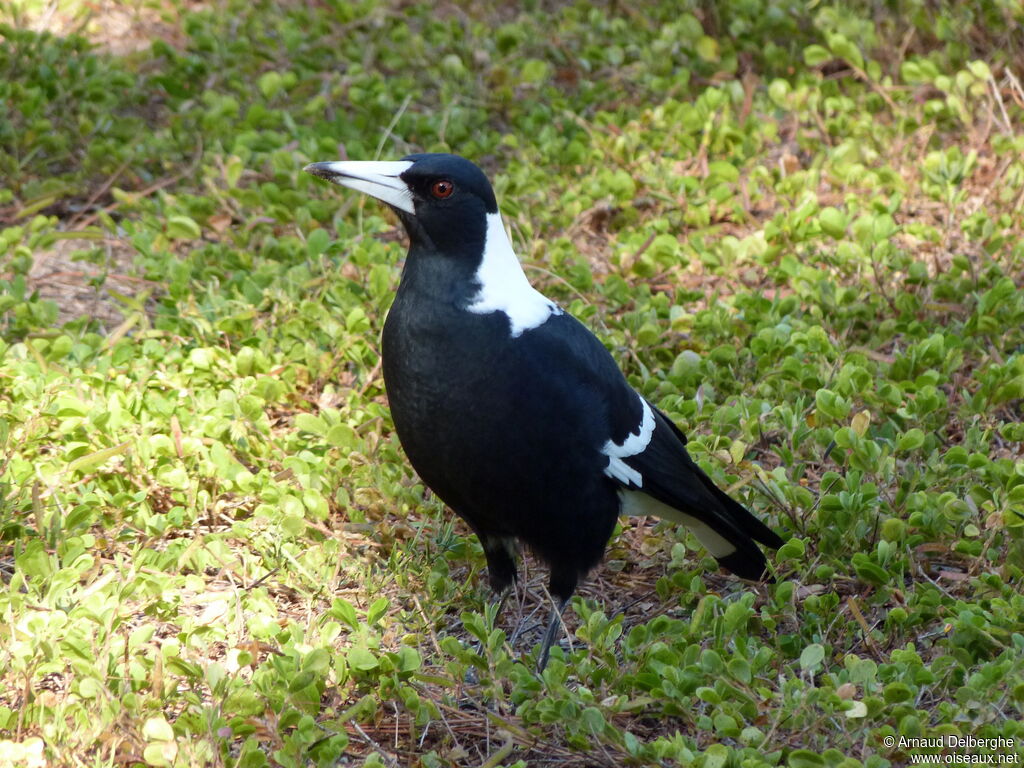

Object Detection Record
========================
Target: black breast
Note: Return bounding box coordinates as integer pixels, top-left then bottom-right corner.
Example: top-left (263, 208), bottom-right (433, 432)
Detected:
top-left (381, 291), bottom-right (622, 583)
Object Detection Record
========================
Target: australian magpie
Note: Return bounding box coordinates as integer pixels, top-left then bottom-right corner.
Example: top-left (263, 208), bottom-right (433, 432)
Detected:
top-left (305, 153), bottom-right (784, 670)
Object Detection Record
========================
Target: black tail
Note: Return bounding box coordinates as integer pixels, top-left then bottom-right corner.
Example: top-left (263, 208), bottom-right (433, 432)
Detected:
top-left (631, 406), bottom-right (786, 581)
top-left (692, 461), bottom-right (785, 580)
top-left (695, 465), bottom-right (786, 550)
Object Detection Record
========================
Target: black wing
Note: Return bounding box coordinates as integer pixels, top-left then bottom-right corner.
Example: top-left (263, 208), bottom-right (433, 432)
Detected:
top-left (525, 312), bottom-right (784, 580)
top-left (614, 403), bottom-right (785, 580)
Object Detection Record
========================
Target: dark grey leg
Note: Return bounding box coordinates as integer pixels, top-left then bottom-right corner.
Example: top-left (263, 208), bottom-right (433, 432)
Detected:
top-left (536, 596), bottom-right (570, 672)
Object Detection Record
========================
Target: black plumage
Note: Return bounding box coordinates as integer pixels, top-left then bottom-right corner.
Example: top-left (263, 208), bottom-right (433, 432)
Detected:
top-left (305, 154), bottom-right (784, 669)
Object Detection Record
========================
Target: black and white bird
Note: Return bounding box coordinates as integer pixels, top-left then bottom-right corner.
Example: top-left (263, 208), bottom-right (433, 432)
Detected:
top-left (305, 154), bottom-right (784, 669)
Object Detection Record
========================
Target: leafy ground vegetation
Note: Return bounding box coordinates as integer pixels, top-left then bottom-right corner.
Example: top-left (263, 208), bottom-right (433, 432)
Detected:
top-left (2, 0), bottom-right (1024, 766)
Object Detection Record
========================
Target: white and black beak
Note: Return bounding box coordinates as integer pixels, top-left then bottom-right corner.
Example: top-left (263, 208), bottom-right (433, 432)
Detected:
top-left (304, 160), bottom-right (415, 214)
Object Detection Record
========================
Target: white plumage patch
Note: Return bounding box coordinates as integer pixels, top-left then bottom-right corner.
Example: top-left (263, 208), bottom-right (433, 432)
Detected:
top-left (601, 396), bottom-right (655, 487)
top-left (617, 489), bottom-right (737, 558)
top-left (467, 213), bottom-right (561, 336)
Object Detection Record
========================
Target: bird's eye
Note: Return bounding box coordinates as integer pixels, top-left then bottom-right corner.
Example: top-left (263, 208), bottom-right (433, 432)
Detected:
top-left (430, 180), bottom-right (455, 199)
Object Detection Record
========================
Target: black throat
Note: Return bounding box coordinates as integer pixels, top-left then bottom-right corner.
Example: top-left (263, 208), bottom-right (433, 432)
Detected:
top-left (393, 207), bottom-right (488, 309)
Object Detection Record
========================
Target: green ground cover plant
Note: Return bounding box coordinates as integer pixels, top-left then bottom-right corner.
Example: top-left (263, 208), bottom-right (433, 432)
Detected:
top-left (1, 0), bottom-right (1023, 765)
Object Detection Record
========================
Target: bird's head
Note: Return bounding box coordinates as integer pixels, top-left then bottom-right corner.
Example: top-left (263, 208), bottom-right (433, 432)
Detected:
top-left (304, 153), bottom-right (498, 256)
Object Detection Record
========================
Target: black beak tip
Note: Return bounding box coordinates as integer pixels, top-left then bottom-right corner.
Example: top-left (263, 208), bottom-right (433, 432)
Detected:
top-left (304, 162), bottom-right (335, 181)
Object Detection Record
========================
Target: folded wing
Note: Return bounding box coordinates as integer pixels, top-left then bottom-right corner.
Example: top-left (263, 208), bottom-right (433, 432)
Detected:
top-left (605, 399), bottom-right (784, 580)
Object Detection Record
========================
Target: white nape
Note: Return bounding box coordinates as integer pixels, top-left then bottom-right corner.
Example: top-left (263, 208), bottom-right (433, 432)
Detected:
top-left (617, 488), bottom-right (738, 558)
top-left (316, 160), bottom-right (415, 214)
top-left (467, 213), bottom-right (561, 337)
top-left (601, 396), bottom-right (655, 487)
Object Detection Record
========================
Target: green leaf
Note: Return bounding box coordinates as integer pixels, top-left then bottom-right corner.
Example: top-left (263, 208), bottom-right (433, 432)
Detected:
top-left (897, 428), bottom-right (926, 452)
top-left (302, 648), bottom-right (331, 674)
top-left (331, 598), bottom-right (359, 630)
top-left (818, 207), bottom-right (847, 239)
top-left (288, 670), bottom-right (317, 692)
top-left (347, 648), bottom-right (378, 671)
top-left (519, 59), bottom-right (549, 84)
top-left (803, 45), bottom-right (832, 67)
top-left (994, 375), bottom-right (1024, 405)
top-left (326, 423), bottom-right (357, 449)
top-left (166, 215), bottom-right (201, 240)
top-left (142, 716), bottom-right (175, 741)
top-left (827, 33), bottom-right (864, 69)
top-left (346, 306), bottom-right (369, 333)
top-left (768, 78), bottom-right (791, 107)
top-left (777, 538), bottom-right (806, 561)
top-left (581, 706), bottom-right (604, 731)
top-left (800, 643), bottom-right (826, 673)
top-left (789, 749), bottom-right (826, 768)
top-left (143, 743), bottom-right (176, 767)
top-left (966, 60), bottom-right (992, 81)
top-left (66, 441), bottom-right (131, 474)
top-left (306, 228), bottom-right (330, 258)
top-left (189, 347), bottom-right (213, 370)
top-left (302, 489), bottom-right (329, 520)
top-left (815, 388), bottom-right (851, 420)
top-left (367, 597), bottom-right (389, 626)
top-left (77, 677), bottom-right (104, 698)
top-left (883, 682), bottom-right (914, 703)
top-left (703, 744), bottom-right (730, 768)
top-left (258, 71), bottom-right (284, 99)
top-left (395, 646), bottom-right (421, 673)
top-left (368, 263), bottom-right (393, 298)
top-left (294, 413), bottom-right (326, 436)
top-left (695, 36), bottom-right (719, 62)
top-left (852, 553), bottom-right (890, 585)
top-left (844, 700), bottom-right (868, 718)
top-left (696, 686), bottom-right (721, 704)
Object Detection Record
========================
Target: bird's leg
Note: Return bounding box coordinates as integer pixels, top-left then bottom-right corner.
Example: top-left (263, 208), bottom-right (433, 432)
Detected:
top-left (507, 574), bottom-right (536, 645)
top-left (536, 595), bottom-right (570, 672)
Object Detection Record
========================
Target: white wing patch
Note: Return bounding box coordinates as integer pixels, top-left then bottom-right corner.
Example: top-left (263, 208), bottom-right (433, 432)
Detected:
top-left (467, 213), bottom-right (561, 337)
top-left (601, 396), bottom-right (655, 487)
top-left (617, 488), bottom-right (737, 558)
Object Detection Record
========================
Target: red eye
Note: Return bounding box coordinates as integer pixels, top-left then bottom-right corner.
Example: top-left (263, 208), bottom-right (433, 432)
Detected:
top-left (430, 180), bottom-right (455, 199)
